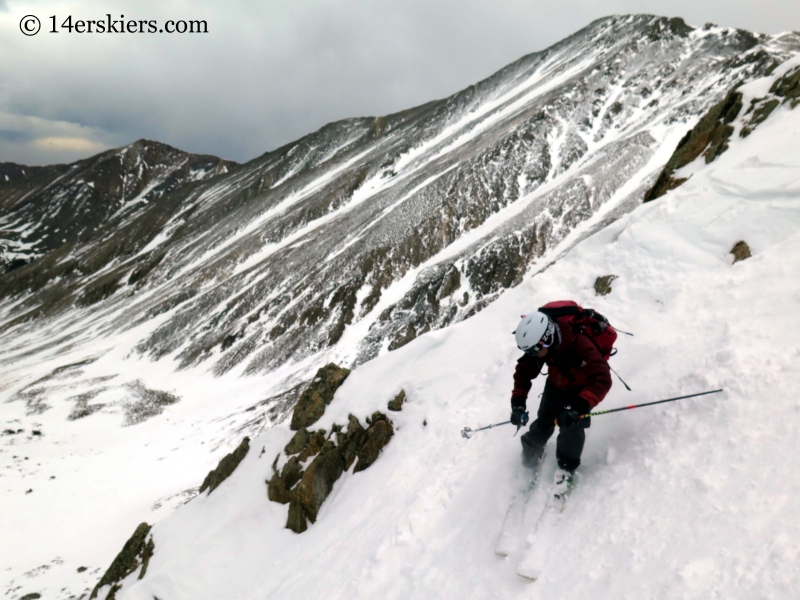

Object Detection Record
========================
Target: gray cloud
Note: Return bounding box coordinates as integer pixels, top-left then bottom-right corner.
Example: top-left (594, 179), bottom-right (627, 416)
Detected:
top-left (0, 129), bottom-right (33, 143)
top-left (0, 0), bottom-right (798, 165)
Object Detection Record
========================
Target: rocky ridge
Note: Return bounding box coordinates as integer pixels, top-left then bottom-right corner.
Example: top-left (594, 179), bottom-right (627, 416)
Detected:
top-left (645, 59), bottom-right (800, 200)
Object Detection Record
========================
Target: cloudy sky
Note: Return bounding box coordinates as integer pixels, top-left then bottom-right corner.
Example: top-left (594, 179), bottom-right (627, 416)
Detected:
top-left (1, 0), bottom-right (798, 166)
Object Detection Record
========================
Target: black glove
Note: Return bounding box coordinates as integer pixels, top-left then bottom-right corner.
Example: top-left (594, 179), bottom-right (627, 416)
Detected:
top-left (557, 398), bottom-right (590, 428)
top-left (510, 406), bottom-right (529, 427)
top-left (556, 407), bottom-right (580, 428)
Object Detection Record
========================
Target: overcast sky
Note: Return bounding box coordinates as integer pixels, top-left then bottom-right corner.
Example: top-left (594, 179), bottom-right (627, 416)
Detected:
top-left (1, 0), bottom-right (798, 166)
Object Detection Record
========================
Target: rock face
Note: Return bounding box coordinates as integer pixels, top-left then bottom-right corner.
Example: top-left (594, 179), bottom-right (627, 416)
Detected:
top-left (270, 373), bottom-right (395, 533)
top-left (645, 62), bottom-right (800, 201)
top-left (199, 437), bottom-right (251, 494)
top-left (90, 522), bottom-right (155, 600)
top-left (289, 364), bottom-right (351, 430)
top-left (770, 64), bottom-right (800, 107)
top-left (273, 413), bottom-right (393, 533)
top-left (2, 17), bottom-right (797, 405)
top-left (741, 63), bottom-right (800, 136)
top-left (644, 90), bottom-right (743, 201)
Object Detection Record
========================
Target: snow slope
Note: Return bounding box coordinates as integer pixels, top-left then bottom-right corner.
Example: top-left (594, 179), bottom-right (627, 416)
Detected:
top-left (92, 57), bottom-right (800, 600)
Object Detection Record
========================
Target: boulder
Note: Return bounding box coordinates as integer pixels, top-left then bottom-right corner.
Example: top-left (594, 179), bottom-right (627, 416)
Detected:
top-left (337, 415), bottom-right (366, 470)
top-left (290, 364), bottom-right (351, 430)
top-left (594, 275), bottom-right (618, 296)
top-left (387, 390), bottom-right (406, 412)
top-left (292, 441), bottom-right (346, 527)
top-left (354, 412), bottom-right (394, 473)
top-left (267, 455), bottom-right (303, 504)
top-left (730, 240), bottom-right (752, 263)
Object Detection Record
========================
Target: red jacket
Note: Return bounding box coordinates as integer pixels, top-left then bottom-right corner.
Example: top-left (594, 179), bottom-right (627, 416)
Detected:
top-left (512, 318), bottom-right (612, 408)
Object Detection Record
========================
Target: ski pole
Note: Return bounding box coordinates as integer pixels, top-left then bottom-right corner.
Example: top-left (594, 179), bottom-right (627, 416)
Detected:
top-left (461, 420), bottom-right (511, 439)
top-left (580, 388), bottom-right (723, 420)
top-left (609, 365), bottom-right (631, 391)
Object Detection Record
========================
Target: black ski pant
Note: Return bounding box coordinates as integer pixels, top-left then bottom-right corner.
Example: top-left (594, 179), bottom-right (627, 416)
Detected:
top-left (520, 379), bottom-right (591, 472)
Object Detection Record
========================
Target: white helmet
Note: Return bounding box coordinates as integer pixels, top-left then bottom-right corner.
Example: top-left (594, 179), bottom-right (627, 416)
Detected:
top-left (515, 311), bottom-right (557, 353)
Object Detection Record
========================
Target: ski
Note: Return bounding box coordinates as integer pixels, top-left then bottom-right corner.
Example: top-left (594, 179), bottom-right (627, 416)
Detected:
top-left (494, 459), bottom-right (545, 557)
top-left (516, 469), bottom-right (576, 580)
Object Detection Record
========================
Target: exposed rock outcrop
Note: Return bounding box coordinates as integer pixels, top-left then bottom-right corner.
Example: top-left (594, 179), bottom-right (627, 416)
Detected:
top-left (123, 381), bottom-right (181, 426)
top-left (90, 522), bottom-right (155, 600)
top-left (292, 440), bottom-right (346, 524)
top-left (353, 412), bottom-right (394, 473)
top-left (594, 275), bottom-right (618, 296)
top-left (267, 454), bottom-right (304, 504)
top-left (644, 90), bottom-right (743, 201)
top-left (387, 390), bottom-right (406, 411)
top-left (199, 436), bottom-right (250, 495)
top-left (290, 364), bottom-right (351, 430)
top-left (646, 63), bottom-right (800, 202)
top-left (770, 64), bottom-right (800, 107)
top-left (741, 64), bottom-right (800, 136)
top-left (266, 378), bottom-right (394, 533)
top-left (730, 241), bottom-right (752, 263)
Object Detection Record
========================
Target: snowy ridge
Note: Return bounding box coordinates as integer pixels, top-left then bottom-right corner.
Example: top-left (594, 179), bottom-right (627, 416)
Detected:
top-left (98, 57), bottom-right (800, 599)
top-left (0, 139), bottom-right (233, 273)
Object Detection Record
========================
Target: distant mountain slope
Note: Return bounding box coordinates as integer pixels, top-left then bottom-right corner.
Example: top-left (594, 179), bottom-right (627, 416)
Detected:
top-left (1, 16), bottom-right (797, 386)
top-left (0, 140), bottom-right (234, 274)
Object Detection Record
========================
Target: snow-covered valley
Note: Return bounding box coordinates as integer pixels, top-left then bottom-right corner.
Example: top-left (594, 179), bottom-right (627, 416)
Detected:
top-left (2, 17), bottom-right (800, 600)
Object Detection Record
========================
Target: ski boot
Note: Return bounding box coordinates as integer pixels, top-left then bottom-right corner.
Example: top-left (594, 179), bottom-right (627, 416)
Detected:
top-left (552, 468), bottom-right (576, 501)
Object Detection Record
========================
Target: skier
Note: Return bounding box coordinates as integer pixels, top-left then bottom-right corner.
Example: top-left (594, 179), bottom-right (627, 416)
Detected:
top-left (510, 307), bottom-right (612, 487)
